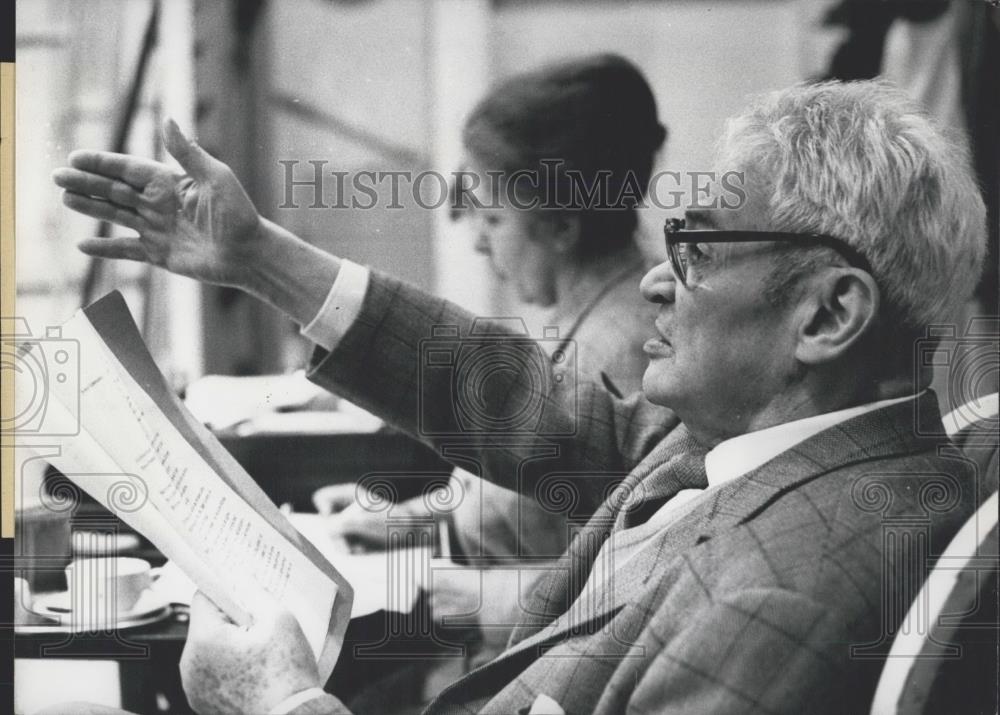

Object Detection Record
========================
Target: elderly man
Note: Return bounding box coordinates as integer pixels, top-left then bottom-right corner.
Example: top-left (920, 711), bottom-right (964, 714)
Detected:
top-left (52, 80), bottom-right (986, 714)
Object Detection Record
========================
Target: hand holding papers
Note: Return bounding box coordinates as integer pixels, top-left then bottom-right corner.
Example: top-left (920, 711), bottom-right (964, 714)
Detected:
top-left (182, 591), bottom-right (323, 715)
top-left (17, 291), bottom-right (352, 681)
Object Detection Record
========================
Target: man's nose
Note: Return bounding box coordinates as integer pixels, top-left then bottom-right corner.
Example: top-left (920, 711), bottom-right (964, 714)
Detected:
top-left (639, 260), bottom-right (676, 304)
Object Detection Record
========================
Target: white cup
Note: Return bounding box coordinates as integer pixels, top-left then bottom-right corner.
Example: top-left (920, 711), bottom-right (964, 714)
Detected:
top-left (65, 557), bottom-right (152, 620)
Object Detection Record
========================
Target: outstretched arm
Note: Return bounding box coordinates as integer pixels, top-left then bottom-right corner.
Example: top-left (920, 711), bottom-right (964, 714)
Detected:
top-left (54, 120), bottom-right (676, 514)
top-left (53, 118), bottom-right (340, 326)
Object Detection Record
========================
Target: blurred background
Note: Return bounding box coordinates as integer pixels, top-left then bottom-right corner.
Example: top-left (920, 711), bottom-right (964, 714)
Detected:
top-left (17, 0), bottom-right (996, 389)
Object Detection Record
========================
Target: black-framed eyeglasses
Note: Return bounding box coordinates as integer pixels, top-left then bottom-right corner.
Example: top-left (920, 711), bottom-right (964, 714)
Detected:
top-left (663, 218), bottom-right (874, 287)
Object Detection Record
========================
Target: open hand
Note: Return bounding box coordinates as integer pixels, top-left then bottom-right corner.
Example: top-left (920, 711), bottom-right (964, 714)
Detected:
top-left (52, 118), bottom-right (263, 288)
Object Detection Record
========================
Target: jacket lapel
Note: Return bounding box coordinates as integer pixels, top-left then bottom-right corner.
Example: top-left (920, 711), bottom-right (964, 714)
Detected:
top-left (449, 394), bottom-right (944, 709)
top-left (507, 424), bottom-right (701, 643)
top-left (657, 391), bottom-right (945, 550)
top-left (595, 393), bottom-right (945, 635)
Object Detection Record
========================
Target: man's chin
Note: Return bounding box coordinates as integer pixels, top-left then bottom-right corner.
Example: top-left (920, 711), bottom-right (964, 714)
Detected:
top-left (640, 366), bottom-right (680, 408)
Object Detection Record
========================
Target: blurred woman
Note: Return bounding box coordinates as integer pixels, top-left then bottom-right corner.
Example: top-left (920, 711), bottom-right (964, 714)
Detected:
top-left (306, 54), bottom-right (668, 712)
top-left (447, 52), bottom-right (667, 561)
top-left (314, 54), bottom-right (667, 664)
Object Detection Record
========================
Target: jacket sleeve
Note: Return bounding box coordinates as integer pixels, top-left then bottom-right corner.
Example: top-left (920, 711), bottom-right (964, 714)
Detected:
top-left (288, 693), bottom-right (353, 715)
top-left (306, 270), bottom-right (675, 519)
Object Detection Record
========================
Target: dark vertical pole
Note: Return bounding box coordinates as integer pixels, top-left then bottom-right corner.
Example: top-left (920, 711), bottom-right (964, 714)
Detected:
top-left (79, 0), bottom-right (161, 307)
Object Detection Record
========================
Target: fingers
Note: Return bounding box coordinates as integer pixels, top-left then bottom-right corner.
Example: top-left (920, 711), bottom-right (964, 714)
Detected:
top-left (61, 190), bottom-right (150, 233)
top-left (53, 168), bottom-right (145, 209)
top-left (312, 486), bottom-right (335, 515)
top-left (312, 483), bottom-right (359, 515)
top-left (67, 149), bottom-right (167, 188)
top-left (334, 508), bottom-right (391, 550)
top-left (190, 591), bottom-right (236, 631)
top-left (241, 588), bottom-right (296, 630)
top-left (77, 237), bottom-right (149, 263)
top-left (163, 117), bottom-right (216, 181)
top-left (55, 168), bottom-right (172, 230)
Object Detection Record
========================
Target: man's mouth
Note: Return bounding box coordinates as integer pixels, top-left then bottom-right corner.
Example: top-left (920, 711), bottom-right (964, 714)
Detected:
top-left (643, 323), bottom-right (673, 357)
top-left (643, 337), bottom-right (672, 357)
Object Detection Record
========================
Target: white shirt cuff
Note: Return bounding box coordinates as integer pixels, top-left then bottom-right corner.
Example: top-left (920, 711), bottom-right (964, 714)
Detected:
top-left (300, 259), bottom-right (370, 351)
top-left (268, 687), bottom-right (329, 714)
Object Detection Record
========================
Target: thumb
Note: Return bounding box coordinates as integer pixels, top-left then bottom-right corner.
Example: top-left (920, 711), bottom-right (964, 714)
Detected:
top-left (163, 117), bottom-right (214, 179)
top-left (190, 590), bottom-right (235, 630)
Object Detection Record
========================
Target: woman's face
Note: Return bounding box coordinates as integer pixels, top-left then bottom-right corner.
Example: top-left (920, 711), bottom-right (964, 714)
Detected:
top-left (461, 163), bottom-right (558, 305)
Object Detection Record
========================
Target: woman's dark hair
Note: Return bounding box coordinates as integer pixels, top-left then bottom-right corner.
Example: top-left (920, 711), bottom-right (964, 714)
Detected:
top-left (461, 53), bottom-right (667, 259)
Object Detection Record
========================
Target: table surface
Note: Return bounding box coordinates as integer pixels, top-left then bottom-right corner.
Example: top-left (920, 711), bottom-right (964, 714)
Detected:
top-left (14, 428), bottom-right (459, 714)
top-left (14, 605), bottom-right (189, 659)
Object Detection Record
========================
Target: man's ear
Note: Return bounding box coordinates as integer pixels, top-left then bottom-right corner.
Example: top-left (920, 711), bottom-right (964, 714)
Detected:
top-left (795, 268), bottom-right (880, 365)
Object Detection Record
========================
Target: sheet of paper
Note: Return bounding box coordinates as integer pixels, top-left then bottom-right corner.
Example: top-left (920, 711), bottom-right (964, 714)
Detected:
top-left (40, 311), bottom-right (338, 660)
top-left (148, 516), bottom-right (430, 619)
top-left (287, 512), bottom-right (429, 617)
top-left (184, 372), bottom-right (332, 431)
top-left (81, 292), bottom-right (353, 678)
top-left (18, 294), bottom-right (353, 678)
top-left (234, 409), bottom-right (383, 436)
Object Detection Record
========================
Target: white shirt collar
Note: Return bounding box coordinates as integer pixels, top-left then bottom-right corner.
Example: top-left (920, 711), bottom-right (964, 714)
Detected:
top-left (704, 393), bottom-right (921, 487)
top-left (941, 392), bottom-right (999, 436)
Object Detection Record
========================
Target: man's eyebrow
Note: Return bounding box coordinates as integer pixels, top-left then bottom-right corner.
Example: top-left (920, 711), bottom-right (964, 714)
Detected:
top-left (683, 209), bottom-right (717, 229)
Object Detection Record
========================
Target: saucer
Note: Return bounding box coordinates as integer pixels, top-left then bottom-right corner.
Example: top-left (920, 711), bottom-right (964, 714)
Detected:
top-left (18, 588), bottom-right (171, 633)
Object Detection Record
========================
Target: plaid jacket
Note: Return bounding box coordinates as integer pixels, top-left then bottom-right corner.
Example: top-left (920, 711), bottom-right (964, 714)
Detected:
top-left (450, 256), bottom-right (660, 563)
top-left (304, 272), bottom-right (978, 715)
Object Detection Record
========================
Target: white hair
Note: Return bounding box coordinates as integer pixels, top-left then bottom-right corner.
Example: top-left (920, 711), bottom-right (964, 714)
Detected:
top-left (717, 80), bottom-right (987, 336)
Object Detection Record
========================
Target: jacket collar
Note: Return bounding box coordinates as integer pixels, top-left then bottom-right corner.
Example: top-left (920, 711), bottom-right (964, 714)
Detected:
top-left (656, 390), bottom-right (942, 545)
top-left (478, 391), bottom-right (945, 672)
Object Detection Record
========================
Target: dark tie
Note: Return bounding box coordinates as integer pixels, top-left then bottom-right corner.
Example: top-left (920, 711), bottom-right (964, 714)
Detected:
top-left (620, 450), bottom-right (708, 529)
top-left (508, 428), bottom-right (707, 646)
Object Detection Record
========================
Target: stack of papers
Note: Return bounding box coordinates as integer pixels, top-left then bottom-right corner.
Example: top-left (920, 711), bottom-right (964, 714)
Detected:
top-left (184, 372), bottom-right (383, 435)
top-left (18, 292), bottom-right (353, 681)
